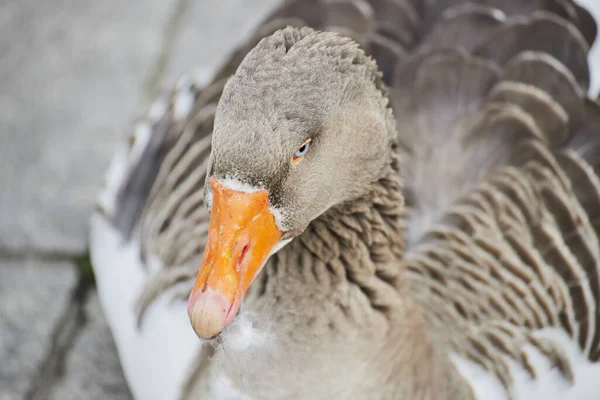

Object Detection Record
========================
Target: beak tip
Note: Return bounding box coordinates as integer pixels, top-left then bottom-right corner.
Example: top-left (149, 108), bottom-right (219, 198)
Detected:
top-left (187, 288), bottom-right (230, 339)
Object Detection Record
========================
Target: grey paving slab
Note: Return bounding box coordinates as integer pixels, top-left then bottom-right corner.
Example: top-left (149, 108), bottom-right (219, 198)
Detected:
top-left (162, 0), bottom-right (280, 86)
top-left (49, 291), bottom-right (132, 400)
top-left (0, 0), bottom-right (176, 254)
top-left (0, 259), bottom-right (77, 400)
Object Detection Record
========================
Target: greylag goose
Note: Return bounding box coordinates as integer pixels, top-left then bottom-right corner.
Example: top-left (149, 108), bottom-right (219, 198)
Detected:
top-left (91, 0), bottom-right (600, 398)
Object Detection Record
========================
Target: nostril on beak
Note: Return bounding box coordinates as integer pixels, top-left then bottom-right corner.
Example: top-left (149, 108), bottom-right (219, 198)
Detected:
top-left (236, 243), bottom-right (250, 272)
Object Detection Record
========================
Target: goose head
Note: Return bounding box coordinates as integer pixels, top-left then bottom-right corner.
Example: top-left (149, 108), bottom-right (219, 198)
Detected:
top-left (187, 26), bottom-right (397, 339)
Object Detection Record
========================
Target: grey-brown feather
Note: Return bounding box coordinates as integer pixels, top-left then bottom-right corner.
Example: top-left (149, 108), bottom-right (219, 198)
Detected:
top-left (100, 0), bottom-right (600, 398)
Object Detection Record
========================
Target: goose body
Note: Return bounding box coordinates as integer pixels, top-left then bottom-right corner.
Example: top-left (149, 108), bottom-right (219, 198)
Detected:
top-left (91, 0), bottom-right (600, 399)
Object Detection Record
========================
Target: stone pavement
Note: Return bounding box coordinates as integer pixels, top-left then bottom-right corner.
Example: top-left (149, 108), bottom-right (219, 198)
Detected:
top-left (0, 0), bottom-right (275, 398)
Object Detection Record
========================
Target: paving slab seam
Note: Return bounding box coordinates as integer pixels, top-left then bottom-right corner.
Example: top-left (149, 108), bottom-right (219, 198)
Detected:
top-left (24, 271), bottom-right (94, 400)
top-left (0, 248), bottom-right (86, 262)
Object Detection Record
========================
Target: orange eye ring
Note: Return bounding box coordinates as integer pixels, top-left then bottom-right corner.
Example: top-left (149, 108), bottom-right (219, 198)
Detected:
top-left (291, 138), bottom-right (311, 165)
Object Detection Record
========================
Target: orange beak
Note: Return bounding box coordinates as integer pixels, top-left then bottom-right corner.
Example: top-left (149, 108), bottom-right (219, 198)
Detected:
top-left (187, 178), bottom-right (282, 338)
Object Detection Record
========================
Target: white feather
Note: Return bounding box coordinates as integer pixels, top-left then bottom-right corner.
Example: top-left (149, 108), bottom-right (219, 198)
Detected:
top-left (269, 207), bottom-right (291, 232)
top-left (173, 78), bottom-right (196, 121)
top-left (577, 0), bottom-right (600, 97)
top-left (219, 177), bottom-right (263, 193)
top-left (97, 121), bottom-right (152, 216)
top-left (90, 214), bottom-right (200, 400)
top-left (453, 328), bottom-right (600, 400)
top-left (148, 96), bottom-right (169, 121)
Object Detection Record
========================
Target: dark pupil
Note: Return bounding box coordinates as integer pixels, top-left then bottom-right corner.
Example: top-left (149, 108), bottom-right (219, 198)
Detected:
top-left (298, 145), bottom-right (307, 153)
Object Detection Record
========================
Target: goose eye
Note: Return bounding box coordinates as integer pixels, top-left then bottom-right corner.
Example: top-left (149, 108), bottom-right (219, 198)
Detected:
top-left (291, 139), bottom-right (311, 164)
top-left (295, 144), bottom-right (309, 156)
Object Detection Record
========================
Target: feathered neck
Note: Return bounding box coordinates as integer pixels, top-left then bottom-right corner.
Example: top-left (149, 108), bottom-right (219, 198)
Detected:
top-left (194, 151), bottom-right (474, 400)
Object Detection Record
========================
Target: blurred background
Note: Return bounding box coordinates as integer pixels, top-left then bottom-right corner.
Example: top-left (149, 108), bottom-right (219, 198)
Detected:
top-left (1, 1), bottom-right (599, 399)
top-left (0, 0), bottom-right (277, 398)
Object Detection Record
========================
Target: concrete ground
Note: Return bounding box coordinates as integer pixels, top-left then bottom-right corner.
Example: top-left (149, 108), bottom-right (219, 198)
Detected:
top-left (0, 0), bottom-right (275, 398)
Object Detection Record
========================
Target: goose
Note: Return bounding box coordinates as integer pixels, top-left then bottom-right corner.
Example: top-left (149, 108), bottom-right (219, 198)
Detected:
top-left (90, 0), bottom-right (600, 399)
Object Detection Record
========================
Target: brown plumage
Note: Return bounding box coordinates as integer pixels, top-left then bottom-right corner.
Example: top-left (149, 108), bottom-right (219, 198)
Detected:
top-left (94, 0), bottom-right (600, 399)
